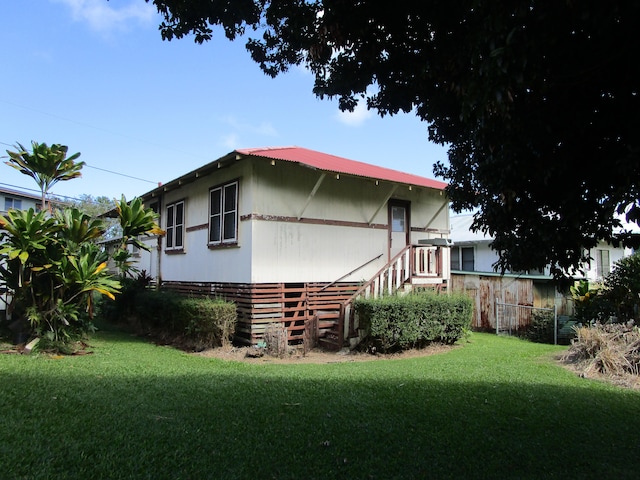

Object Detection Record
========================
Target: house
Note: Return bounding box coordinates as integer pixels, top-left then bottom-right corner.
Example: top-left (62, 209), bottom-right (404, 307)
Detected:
top-left (0, 186), bottom-right (43, 321)
top-left (0, 186), bottom-right (41, 215)
top-left (133, 146), bottom-right (451, 348)
top-left (448, 213), bottom-right (638, 333)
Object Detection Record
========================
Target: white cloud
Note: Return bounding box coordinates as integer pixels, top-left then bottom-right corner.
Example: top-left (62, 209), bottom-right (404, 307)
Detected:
top-left (217, 116), bottom-right (279, 149)
top-left (53, 0), bottom-right (156, 34)
top-left (221, 116), bottom-right (278, 137)
top-left (219, 133), bottom-right (240, 151)
top-left (335, 101), bottom-right (373, 127)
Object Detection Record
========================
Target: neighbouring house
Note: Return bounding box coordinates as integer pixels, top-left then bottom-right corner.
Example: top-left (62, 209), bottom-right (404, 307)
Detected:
top-left (128, 146), bottom-right (451, 348)
top-left (0, 186), bottom-right (43, 321)
top-left (448, 213), bottom-right (638, 333)
top-left (1, 186), bottom-right (41, 215)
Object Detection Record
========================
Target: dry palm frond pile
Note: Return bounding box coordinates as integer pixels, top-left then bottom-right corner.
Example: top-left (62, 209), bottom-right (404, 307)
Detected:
top-left (562, 322), bottom-right (640, 381)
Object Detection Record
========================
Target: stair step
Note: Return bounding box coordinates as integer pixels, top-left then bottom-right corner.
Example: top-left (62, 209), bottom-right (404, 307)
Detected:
top-left (318, 336), bottom-right (341, 351)
top-left (318, 322), bottom-right (339, 330)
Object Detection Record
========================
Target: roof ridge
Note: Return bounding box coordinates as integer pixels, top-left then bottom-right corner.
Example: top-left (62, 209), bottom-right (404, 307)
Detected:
top-left (237, 145), bottom-right (447, 190)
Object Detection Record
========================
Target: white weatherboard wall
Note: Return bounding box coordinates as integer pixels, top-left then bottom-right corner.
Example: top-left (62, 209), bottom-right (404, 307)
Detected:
top-left (250, 221), bottom-right (387, 283)
top-left (248, 159), bottom-right (449, 283)
top-left (158, 160), bottom-right (253, 284)
top-left (143, 156), bottom-right (450, 286)
top-left (133, 239), bottom-right (157, 279)
top-left (473, 242), bottom-right (499, 273)
top-left (584, 240), bottom-right (634, 283)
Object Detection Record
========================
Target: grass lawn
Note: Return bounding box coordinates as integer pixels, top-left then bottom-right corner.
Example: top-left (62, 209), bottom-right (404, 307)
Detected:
top-left (1, 329), bottom-right (639, 479)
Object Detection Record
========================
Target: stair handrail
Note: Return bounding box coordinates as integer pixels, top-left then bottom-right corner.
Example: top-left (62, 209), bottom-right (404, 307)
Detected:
top-left (338, 245), bottom-right (414, 344)
top-left (318, 253), bottom-right (384, 293)
top-left (344, 244), bottom-right (413, 303)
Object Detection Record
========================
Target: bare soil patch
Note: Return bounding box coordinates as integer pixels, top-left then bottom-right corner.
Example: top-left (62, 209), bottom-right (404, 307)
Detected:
top-left (195, 343), bottom-right (456, 364)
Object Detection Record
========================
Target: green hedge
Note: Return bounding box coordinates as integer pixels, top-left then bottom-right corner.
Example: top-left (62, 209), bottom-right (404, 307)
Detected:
top-left (99, 284), bottom-right (237, 349)
top-left (521, 310), bottom-right (555, 344)
top-left (135, 290), bottom-right (237, 349)
top-left (182, 297), bottom-right (237, 348)
top-left (354, 291), bottom-right (473, 352)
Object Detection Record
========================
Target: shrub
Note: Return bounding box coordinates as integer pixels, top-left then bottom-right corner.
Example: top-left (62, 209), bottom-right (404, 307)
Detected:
top-left (183, 297), bottom-right (237, 349)
top-left (522, 310), bottom-right (555, 344)
top-left (571, 253), bottom-right (640, 325)
top-left (98, 273), bottom-right (152, 326)
top-left (354, 291), bottom-right (473, 353)
top-left (571, 280), bottom-right (612, 324)
top-left (99, 285), bottom-right (237, 350)
top-left (134, 289), bottom-right (185, 332)
top-left (0, 208), bottom-right (120, 347)
top-left (601, 252), bottom-right (640, 322)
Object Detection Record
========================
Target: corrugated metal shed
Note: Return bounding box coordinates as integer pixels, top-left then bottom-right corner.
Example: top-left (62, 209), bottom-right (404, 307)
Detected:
top-left (236, 146), bottom-right (447, 190)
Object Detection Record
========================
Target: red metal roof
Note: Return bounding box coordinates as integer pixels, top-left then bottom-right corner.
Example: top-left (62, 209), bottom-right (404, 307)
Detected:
top-left (235, 146), bottom-right (447, 190)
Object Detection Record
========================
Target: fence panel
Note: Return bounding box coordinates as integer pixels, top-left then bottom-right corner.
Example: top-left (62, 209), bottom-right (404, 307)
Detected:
top-left (495, 299), bottom-right (558, 344)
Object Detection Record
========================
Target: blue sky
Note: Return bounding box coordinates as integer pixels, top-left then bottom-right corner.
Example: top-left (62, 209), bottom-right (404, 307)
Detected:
top-left (1, 0), bottom-right (448, 202)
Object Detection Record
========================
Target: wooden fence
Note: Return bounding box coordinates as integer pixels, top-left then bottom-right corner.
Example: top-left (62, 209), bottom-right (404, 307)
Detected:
top-left (449, 273), bottom-right (572, 331)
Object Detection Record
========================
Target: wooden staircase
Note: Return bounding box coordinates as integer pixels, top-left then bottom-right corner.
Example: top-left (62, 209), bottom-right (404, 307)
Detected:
top-left (305, 283), bottom-right (361, 351)
top-left (316, 309), bottom-right (342, 350)
top-left (315, 244), bottom-right (448, 351)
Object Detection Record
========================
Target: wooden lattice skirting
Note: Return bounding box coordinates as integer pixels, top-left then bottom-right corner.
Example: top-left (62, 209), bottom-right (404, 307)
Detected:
top-left (160, 281), bottom-right (361, 346)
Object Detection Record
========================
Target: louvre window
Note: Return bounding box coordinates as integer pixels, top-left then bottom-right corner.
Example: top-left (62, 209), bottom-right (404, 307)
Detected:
top-left (4, 197), bottom-right (22, 211)
top-left (209, 181), bottom-right (238, 245)
top-left (166, 200), bottom-right (185, 250)
top-left (451, 246), bottom-right (475, 272)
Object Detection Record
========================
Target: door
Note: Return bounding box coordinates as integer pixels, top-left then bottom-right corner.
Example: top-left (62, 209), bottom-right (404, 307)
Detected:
top-left (388, 200), bottom-right (410, 260)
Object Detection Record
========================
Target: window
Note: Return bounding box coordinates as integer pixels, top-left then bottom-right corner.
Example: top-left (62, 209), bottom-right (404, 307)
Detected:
top-left (209, 181), bottom-right (238, 245)
top-left (4, 197), bottom-right (22, 211)
top-left (510, 267), bottom-right (545, 276)
top-left (451, 246), bottom-right (475, 272)
top-left (166, 200), bottom-right (184, 250)
top-left (391, 205), bottom-right (406, 232)
top-left (595, 249), bottom-right (610, 279)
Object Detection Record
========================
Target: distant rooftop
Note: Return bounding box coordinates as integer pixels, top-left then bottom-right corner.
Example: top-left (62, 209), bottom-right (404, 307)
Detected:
top-left (451, 212), bottom-right (640, 244)
top-left (0, 185), bottom-right (41, 201)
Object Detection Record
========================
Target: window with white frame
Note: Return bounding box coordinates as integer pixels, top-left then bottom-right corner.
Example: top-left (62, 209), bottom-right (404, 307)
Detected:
top-left (595, 249), bottom-right (610, 279)
top-left (166, 200), bottom-right (185, 250)
top-left (209, 181), bottom-right (238, 245)
top-left (451, 246), bottom-right (475, 272)
top-left (4, 197), bottom-right (22, 211)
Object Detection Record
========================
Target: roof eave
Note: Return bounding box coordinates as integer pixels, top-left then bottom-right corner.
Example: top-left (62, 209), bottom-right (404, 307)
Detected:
top-left (140, 150), bottom-right (240, 201)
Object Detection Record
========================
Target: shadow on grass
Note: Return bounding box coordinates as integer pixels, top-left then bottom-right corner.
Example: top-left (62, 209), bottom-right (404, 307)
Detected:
top-left (1, 355), bottom-right (639, 480)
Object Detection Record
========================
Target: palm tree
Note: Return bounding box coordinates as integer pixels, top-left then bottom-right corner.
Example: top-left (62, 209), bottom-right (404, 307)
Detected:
top-left (5, 141), bottom-right (84, 212)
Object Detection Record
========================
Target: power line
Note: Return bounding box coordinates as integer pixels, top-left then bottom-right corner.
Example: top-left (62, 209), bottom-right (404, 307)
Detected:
top-left (1, 140), bottom-right (157, 185)
top-left (0, 99), bottom-right (209, 160)
top-left (0, 182), bottom-right (81, 202)
top-left (84, 165), bottom-right (157, 184)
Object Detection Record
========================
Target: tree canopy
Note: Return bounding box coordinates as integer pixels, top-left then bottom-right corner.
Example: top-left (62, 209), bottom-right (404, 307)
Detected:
top-left (146, 0), bottom-right (640, 279)
top-left (5, 141), bottom-right (84, 212)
